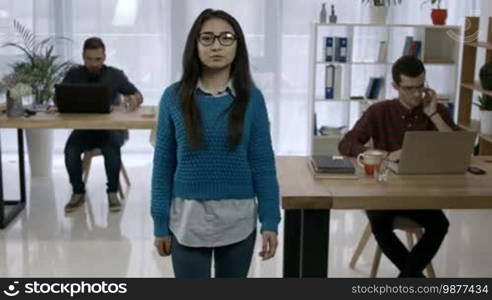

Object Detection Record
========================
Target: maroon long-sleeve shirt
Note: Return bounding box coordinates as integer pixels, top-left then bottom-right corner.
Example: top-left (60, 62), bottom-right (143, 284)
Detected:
top-left (338, 99), bottom-right (459, 157)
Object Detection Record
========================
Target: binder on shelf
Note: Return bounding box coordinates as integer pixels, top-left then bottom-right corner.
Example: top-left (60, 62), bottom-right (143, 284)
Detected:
top-left (335, 37), bottom-right (348, 63)
top-left (402, 36), bottom-right (422, 57)
top-left (325, 37), bottom-right (334, 62)
top-left (377, 41), bottom-right (387, 62)
top-left (373, 77), bottom-right (384, 99)
top-left (411, 41), bottom-right (422, 58)
top-left (365, 78), bottom-right (376, 100)
top-left (371, 78), bottom-right (384, 100)
top-left (334, 65), bottom-right (343, 99)
top-left (325, 64), bottom-right (335, 99)
top-left (365, 77), bottom-right (385, 100)
top-left (313, 112), bottom-right (318, 136)
top-left (402, 36), bottom-right (413, 56)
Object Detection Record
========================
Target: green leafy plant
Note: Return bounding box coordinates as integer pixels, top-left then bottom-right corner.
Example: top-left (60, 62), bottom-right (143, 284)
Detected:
top-left (2, 20), bottom-right (72, 105)
top-left (475, 95), bottom-right (492, 111)
top-left (361, 0), bottom-right (402, 6)
top-left (422, 0), bottom-right (443, 9)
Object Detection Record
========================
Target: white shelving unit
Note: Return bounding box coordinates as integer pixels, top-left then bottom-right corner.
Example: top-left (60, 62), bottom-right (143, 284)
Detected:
top-left (308, 22), bottom-right (461, 156)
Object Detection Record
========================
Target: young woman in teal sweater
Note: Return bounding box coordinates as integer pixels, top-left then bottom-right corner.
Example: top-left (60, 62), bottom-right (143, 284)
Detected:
top-left (151, 9), bottom-right (281, 278)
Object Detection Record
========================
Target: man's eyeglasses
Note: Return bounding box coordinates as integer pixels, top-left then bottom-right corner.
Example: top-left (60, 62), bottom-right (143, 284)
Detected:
top-left (198, 32), bottom-right (237, 47)
top-left (398, 82), bottom-right (427, 94)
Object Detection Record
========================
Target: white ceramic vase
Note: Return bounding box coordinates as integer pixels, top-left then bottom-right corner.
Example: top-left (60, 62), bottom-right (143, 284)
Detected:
top-left (25, 129), bottom-right (54, 178)
top-left (365, 6), bottom-right (388, 24)
top-left (6, 93), bottom-right (24, 118)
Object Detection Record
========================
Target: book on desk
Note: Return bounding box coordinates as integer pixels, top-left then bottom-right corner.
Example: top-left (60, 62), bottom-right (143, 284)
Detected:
top-left (308, 155), bottom-right (358, 179)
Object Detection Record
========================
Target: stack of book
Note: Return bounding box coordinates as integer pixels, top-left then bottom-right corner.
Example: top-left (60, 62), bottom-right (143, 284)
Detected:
top-left (308, 155), bottom-right (358, 179)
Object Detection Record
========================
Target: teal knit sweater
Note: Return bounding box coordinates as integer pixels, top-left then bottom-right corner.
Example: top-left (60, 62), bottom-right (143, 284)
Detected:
top-left (151, 83), bottom-right (281, 237)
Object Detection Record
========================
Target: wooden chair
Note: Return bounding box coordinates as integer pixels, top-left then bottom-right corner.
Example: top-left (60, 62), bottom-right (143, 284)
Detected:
top-left (81, 148), bottom-right (131, 199)
top-left (349, 217), bottom-right (436, 277)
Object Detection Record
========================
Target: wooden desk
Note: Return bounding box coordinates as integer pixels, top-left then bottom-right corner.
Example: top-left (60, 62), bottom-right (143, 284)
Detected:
top-left (0, 107), bottom-right (156, 228)
top-left (277, 156), bottom-right (492, 278)
top-left (0, 107), bottom-right (156, 129)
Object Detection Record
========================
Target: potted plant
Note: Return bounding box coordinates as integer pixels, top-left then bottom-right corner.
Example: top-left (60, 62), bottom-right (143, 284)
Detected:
top-left (422, 0), bottom-right (447, 25)
top-left (2, 20), bottom-right (72, 109)
top-left (475, 95), bottom-right (492, 135)
top-left (361, 0), bottom-right (403, 24)
top-left (479, 61), bottom-right (492, 90)
top-left (2, 20), bottom-right (72, 178)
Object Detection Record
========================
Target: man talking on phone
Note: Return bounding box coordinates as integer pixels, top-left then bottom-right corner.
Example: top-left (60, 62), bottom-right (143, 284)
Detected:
top-left (339, 55), bottom-right (459, 277)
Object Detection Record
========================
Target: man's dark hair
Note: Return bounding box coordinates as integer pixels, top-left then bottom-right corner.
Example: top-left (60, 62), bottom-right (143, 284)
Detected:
top-left (392, 55), bottom-right (426, 84)
top-left (83, 37), bottom-right (105, 53)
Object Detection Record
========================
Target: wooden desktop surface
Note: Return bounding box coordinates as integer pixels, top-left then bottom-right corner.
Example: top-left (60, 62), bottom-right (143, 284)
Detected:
top-left (277, 156), bottom-right (492, 210)
top-left (0, 106), bottom-right (156, 130)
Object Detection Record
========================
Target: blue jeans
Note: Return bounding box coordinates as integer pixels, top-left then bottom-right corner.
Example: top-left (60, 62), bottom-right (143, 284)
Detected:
top-left (171, 231), bottom-right (256, 278)
top-left (64, 130), bottom-right (126, 194)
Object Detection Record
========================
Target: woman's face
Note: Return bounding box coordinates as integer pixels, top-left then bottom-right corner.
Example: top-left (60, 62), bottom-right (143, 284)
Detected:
top-left (197, 18), bottom-right (237, 71)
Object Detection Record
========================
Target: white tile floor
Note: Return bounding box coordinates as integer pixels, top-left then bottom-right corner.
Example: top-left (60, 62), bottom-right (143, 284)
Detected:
top-left (0, 153), bottom-right (491, 277)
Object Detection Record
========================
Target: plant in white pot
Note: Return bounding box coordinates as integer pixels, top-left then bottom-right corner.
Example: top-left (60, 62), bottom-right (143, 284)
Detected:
top-left (2, 20), bottom-right (72, 178)
top-left (475, 95), bottom-right (492, 136)
top-left (2, 20), bottom-right (72, 109)
top-left (361, 0), bottom-right (403, 24)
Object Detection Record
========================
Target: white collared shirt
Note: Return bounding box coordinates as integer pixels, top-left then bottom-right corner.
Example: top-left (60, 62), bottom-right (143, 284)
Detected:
top-left (196, 79), bottom-right (236, 97)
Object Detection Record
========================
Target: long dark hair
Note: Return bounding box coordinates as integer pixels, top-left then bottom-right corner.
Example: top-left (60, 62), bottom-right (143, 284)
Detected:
top-left (179, 9), bottom-right (253, 150)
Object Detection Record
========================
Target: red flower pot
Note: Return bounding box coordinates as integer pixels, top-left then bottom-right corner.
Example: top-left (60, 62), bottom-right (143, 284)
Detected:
top-left (431, 9), bottom-right (447, 25)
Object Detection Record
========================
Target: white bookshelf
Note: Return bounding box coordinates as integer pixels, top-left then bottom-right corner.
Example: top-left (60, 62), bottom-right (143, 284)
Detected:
top-left (308, 22), bottom-right (461, 156)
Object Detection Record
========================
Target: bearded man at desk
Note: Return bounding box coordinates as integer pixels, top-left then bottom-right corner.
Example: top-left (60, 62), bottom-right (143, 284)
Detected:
top-left (62, 37), bottom-right (143, 213)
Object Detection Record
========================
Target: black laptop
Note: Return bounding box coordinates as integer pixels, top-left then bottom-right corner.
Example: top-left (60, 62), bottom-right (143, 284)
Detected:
top-left (54, 84), bottom-right (112, 113)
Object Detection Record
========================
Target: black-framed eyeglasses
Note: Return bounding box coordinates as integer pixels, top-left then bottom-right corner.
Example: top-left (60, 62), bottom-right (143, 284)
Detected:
top-left (398, 81), bottom-right (427, 94)
top-left (198, 32), bottom-right (237, 47)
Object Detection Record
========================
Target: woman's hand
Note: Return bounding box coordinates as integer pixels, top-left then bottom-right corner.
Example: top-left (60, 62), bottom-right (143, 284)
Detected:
top-left (154, 236), bottom-right (172, 256)
top-left (259, 231), bottom-right (278, 260)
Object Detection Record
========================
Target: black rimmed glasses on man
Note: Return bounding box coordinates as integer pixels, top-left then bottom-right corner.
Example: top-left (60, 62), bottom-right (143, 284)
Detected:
top-left (398, 81), bottom-right (428, 94)
top-left (198, 32), bottom-right (237, 47)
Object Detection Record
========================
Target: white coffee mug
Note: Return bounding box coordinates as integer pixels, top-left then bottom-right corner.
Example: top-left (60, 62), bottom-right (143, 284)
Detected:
top-left (357, 149), bottom-right (386, 175)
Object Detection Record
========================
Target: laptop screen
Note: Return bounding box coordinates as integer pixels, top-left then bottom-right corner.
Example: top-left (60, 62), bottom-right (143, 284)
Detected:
top-left (392, 131), bottom-right (477, 174)
top-left (55, 84), bottom-right (112, 114)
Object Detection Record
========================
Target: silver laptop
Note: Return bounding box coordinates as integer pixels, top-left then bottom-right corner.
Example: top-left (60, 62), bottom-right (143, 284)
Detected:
top-left (388, 131), bottom-right (477, 174)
